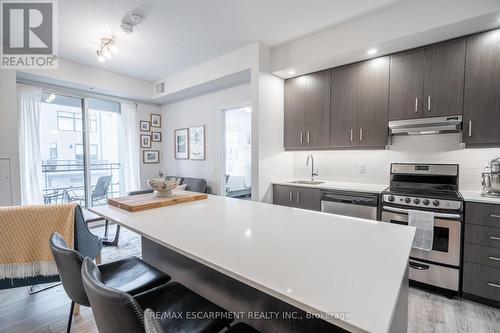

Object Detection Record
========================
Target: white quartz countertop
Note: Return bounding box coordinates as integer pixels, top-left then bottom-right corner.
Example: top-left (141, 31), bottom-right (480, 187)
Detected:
top-left (91, 195), bottom-right (414, 333)
top-left (461, 190), bottom-right (500, 204)
top-left (272, 180), bottom-right (388, 194)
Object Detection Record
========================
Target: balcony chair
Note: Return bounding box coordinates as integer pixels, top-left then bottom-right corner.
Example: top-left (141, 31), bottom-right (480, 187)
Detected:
top-left (50, 233), bottom-right (171, 333)
top-left (82, 258), bottom-right (233, 333)
top-left (64, 175), bottom-right (113, 206)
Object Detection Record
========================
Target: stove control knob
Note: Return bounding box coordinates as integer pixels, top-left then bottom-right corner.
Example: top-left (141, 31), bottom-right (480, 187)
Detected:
top-left (405, 197), bottom-right (411, 204)
top-left (433, 200), bottom-right (440, 207)
top-left (423, 199), bottom-right (430, 205)
top-left (413, 198), bottom-right (420, 204)
top-left (387, 195), bottom-right (395, 202)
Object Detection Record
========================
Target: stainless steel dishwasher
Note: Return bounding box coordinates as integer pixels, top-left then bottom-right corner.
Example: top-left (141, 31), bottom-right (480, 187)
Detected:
top-left (321, 191), bottom-right (379, 220)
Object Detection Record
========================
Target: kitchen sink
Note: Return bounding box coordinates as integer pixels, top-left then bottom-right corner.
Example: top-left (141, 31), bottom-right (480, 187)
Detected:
top-left (290, 180), bottom-right (325, 185)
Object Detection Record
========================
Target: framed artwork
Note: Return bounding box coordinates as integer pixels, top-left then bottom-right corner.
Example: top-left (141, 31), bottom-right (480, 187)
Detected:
top-left (189, 125), bottom-right (205, 160)
top-left (140, 134), bottom-right (151, 148)
top-left (151, 131), bottom-right (162, 142)
top-left (140, 120), bottom-right (150, 132)
top-left (174, 128), bottom-right (189, 159)
top-left (143, 150), bottom-right (160, 164)
top-left (151, 114), bottom-right (161, 128)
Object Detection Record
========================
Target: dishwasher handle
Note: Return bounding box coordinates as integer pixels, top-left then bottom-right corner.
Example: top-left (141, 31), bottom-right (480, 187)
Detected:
top-left (321, 192), bottom-right (378, 207)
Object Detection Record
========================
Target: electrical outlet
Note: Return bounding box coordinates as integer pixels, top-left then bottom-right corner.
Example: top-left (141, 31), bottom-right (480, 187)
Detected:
top-left (359, 163), bottom-right (367, 175)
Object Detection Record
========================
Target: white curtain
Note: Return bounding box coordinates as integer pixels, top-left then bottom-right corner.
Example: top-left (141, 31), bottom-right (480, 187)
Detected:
top-left (119, 101), bottom-right (141, 195)
top-left (18, 85), bottom-right (43, 205)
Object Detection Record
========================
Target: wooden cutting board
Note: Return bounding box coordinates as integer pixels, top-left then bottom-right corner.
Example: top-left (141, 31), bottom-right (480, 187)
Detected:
top-left (107, 190), bottom-right (208, 212)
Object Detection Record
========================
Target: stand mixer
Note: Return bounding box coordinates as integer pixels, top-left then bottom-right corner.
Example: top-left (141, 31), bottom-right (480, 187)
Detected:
top-left (482, 157), bottom-right (500, 197)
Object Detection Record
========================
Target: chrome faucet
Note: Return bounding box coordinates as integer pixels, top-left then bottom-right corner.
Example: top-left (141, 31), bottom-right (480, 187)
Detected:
top-left (306, 155), bottom-right (319, 181)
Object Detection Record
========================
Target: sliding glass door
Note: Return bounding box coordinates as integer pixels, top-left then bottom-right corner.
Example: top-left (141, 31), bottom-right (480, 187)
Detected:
top-left (87, 98), bottom-right (122, 206)
top-left (39, 92), bottom-right (123, 207)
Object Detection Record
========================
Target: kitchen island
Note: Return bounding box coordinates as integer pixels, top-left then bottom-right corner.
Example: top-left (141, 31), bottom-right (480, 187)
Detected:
top-left (91, 194), bottom-right (415, 333)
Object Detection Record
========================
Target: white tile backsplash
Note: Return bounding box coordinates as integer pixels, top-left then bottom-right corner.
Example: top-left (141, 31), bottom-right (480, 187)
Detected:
top-left (288, 133), bottom-right (500, 191)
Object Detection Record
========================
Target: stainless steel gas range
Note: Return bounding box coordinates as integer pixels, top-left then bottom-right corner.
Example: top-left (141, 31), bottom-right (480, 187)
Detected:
top-left (381, 163), bottom-right (463, 292)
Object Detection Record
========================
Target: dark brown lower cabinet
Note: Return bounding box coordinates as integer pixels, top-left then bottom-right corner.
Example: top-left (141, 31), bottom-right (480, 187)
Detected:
top-left (463, 202), bottom-right (500, 305)
top-left (272, 185), bottom-right (321, 211)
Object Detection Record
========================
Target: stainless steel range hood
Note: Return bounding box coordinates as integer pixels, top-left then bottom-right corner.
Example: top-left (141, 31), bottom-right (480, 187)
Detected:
top-left (389, 115), bottom-right (462, 136)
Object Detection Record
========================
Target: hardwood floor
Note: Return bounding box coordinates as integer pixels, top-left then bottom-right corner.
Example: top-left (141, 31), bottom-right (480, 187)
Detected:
top-left (0, 224), bottom-right (498, 333)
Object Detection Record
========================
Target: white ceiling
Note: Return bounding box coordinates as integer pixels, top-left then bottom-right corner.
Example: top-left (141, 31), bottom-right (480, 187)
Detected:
top-left (58, 0), bottom-right (404, 82)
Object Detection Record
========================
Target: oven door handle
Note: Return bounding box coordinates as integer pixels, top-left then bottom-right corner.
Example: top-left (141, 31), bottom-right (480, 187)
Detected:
top-left (409, 260), bottom-right (430, 270)
top-left (382, 206), bottom-right (461, 219)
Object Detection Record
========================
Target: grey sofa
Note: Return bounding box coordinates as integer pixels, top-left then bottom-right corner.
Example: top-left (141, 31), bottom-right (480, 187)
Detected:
top-left (0, 205), bottom-right (102, 290)
top-left (131, 177), bottom-right (209, 195)
top-left (167, 176), bottom-right (209, 193)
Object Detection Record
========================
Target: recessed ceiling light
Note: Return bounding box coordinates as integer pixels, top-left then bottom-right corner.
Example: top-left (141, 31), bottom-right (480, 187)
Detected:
top-left (287, 70), bottom-right (296, 75)
top-left (367, 48), bottom-right (378, 55)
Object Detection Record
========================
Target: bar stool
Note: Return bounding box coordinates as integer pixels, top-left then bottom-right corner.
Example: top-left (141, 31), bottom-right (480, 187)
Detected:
top-left (50, 233), bottom-right (171, 332)
top-left (82, 258), bottom-right (233, 333)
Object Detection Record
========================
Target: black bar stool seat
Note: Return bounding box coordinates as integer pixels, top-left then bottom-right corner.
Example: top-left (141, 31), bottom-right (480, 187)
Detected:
top-left (99, 256), bottom-right (169, 296)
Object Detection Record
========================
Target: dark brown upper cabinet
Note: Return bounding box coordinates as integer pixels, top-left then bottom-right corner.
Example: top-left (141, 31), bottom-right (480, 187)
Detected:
top-left (423, 38), bottom-right (466, 117)
top-left (284, 71), bottom-right (330, 149)
top-left (389, 39), bottom-right (465, 121)
top-left (463, 30), bottom-right (500, 147)
top-left (305, 70), bottom-right (331, 148)
top-left (331, 64), bottom-right (358, 148)
top-left (389, 49), bottom-right (425, 120)
top-left (357, 57), bottom-right (390, 148)
top-left (330, 58), bottom-right (389, 148)
top-left (284, 76), bottom-right (306, 149)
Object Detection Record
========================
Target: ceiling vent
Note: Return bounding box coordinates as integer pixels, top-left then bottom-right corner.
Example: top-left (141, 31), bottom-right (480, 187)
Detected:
top-left (155, 82), bottom-right (165, 95)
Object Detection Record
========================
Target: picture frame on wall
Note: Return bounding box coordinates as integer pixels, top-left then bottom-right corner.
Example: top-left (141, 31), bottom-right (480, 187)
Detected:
top-left (174, 128), bottom-right (189, 159)
top-left (140, 120), bottom-right (150, 132)
top-left (140, 134), bottom-right (151, 148)
top-left (189, 125), bottom-right (205, 160)
top-left (151, 114), bottom-right (161, 128)
top-left (151, 131), bottom-right (162, 142)
top-left (143, 150), bottom-right (160, 164)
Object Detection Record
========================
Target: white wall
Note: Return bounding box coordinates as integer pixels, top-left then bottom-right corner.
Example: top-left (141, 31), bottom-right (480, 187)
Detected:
top-left (0, 70), bottom-right (21, 204)
top-left (20, 59), bottom-right (155, 102)
top-left (161, 83), bottom-right (251, 194)
top-left (136, 103), bottom-right (162, 189)
top-left (289, 134), bottom-right (500, 191)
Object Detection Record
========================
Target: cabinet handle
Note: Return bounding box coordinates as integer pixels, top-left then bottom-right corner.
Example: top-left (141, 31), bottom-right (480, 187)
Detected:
top-left (427, 96), bottom-right (431, 111)
top-left (415, 98), bottom-right (419, 113)
top-left (350, 129), bottom-right (353, 141)
top-left (490, 214), bottom-right (500, 219)
top-left (307, 131), bottom-right (310, 143)
top-left (359, 128), bottom-right (363, 141)
top-left (489, 256), bottom-right (500, 262)
top-left (300, 132), bottom-right (303, 143)
top-left (289, 191), bottom-right (292, 203)
top-left (468, 121), bottom-right (472, 137)
top-left (491, 236), bottom-right (500, 241)
top-left (488, 282), bottom-right (500, 289)
top-left (296, 191), bottom-right (300, 204)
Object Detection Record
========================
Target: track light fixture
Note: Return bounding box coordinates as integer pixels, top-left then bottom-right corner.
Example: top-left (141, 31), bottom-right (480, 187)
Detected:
top-left (96, 35), bottom-right (118, 63)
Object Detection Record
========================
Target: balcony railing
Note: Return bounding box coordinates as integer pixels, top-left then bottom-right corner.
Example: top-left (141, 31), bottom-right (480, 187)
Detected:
top-left (41, 160), bottom-right (121, 206)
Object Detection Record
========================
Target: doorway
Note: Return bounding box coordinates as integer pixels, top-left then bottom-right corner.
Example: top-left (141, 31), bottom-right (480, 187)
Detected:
top-left (221, 106), bottom-right (251, 199)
